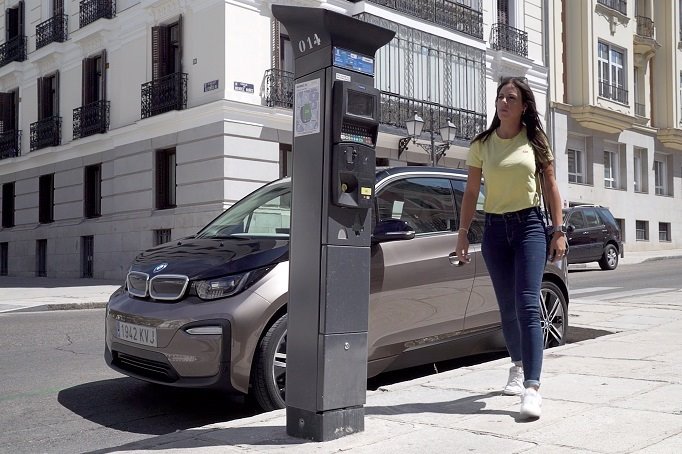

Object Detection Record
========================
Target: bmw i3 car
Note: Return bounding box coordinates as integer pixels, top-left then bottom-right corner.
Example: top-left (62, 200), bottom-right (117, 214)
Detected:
top-left (105, 166), bottom-right (569, 411)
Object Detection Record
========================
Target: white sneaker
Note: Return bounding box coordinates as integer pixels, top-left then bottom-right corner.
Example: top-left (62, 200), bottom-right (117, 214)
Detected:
top-left (520, 388), bottom-right (542, 419)
top-left (503, 365), bottom-right (524, 395)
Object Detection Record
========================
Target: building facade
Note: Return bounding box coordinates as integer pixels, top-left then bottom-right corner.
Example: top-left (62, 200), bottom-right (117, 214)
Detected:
top-left (0, 0), bottom-right (548, 280)
top-left (548, 0), bottom-right (682, 251)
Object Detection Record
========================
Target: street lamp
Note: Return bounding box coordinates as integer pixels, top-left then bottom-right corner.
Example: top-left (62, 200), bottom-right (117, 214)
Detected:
top-left (398, 111), bottom-right (457, 166)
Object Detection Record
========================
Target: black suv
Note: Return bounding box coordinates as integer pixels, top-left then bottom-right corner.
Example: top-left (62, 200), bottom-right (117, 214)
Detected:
top-left (563, 205), bottom-right (623, 270)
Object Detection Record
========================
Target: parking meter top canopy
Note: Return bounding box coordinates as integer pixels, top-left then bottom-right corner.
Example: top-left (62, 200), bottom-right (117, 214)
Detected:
top-left (271, 5), bottom-right (395, 76)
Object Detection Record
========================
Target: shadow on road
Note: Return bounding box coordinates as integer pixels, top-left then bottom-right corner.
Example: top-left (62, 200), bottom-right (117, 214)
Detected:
top-left (58, 377), bottom-right (259, 436)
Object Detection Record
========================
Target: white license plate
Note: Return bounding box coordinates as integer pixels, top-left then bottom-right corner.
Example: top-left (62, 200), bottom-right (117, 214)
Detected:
top-left (116, 321), bottom-right (157, 347)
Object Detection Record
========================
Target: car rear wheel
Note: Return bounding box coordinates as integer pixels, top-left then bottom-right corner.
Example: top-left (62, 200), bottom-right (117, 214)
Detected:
top-left (598, 244), bottom-right (619, 270)
top-left (250, 314), bottom-right (287, 411)
top-left (540, 280), bottom-right (568, 348)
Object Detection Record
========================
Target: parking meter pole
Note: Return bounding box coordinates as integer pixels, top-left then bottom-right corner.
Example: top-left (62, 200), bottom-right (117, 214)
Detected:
top-left (271, 5), bottom-right (394, 442)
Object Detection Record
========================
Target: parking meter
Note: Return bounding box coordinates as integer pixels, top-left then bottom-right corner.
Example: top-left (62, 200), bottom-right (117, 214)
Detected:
top-left (271, 5), bottom-right (393, 442)
top-left (331, 81), bottom-right (379, 209)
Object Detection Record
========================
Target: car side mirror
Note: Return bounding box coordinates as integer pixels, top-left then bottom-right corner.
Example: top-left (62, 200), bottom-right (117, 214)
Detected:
top-left (567, 224), bottom-right (575, 233)
top-left (372, 219), bottom-right (416, 243)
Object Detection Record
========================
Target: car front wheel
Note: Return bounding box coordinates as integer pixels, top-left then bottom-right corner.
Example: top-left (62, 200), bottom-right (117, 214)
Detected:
top-left (598, 244), bottom-right (619, 270)
top-left (540, 280), bottom-right (568, 348)
top-left (250, 314), bottom-right (287, 411)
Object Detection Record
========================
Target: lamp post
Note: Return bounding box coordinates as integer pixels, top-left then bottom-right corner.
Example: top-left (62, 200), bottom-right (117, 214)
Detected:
top-left (398, 110), bottom-right (456, 166)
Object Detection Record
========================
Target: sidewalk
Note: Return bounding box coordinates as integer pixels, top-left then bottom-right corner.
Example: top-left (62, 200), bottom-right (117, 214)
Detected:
top-left (0, 276), bottom-right (120, 313)
top-left (1, 250), bottom-right (681, 453)
top-left (103, 285), bottom-right (682, 453)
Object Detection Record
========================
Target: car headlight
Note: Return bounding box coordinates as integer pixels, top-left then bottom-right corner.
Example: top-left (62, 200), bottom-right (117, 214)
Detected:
top-left (191, 266), bottom-right (274, 301)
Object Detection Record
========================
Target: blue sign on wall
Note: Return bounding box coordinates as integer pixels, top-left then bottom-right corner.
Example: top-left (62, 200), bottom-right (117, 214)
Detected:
top-left (333, 47), bottom-right (374, 76)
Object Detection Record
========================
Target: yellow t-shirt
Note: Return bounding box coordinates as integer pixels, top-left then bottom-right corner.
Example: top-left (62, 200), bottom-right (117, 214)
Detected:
top-left (466, 128), bottom-right (553, 214)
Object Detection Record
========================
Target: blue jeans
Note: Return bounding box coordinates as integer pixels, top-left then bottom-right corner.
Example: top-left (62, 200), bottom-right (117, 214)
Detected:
top-left (481, 206), bottom-right (546, 389)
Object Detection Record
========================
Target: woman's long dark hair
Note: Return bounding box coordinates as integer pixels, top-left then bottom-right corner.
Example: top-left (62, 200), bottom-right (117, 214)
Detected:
top-left (472, 77), bottom-right (552, 169)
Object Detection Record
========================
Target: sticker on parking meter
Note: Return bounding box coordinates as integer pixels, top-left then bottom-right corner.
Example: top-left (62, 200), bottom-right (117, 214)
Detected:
top-left (294, 79), bottom-right (321, 137)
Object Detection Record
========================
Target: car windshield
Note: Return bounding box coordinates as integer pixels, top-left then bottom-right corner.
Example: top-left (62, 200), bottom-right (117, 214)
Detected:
top-left (196, 180), bottom-right (292, 239)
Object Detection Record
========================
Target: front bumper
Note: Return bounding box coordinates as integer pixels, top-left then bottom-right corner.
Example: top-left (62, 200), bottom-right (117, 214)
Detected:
top-left (104, 290), bottom-right (235, 391)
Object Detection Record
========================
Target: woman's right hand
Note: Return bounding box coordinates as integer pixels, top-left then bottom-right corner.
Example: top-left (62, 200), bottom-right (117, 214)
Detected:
top-left (454, 235), bottom-right (471, 265)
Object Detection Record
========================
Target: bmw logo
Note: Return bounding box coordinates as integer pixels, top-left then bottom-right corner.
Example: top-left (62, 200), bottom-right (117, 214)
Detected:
top-left (153, 263), bottom-right (168, 273)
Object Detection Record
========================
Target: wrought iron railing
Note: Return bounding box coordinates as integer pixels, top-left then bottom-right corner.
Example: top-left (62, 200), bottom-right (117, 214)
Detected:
top-left (635, 102), bottom-right (645, 117)
top-left (367, 0), bottom-right (483, 39)
top-left (36, 14), bottom-right (68, 49)
top-left (140, 72), bottom-right (188, 119)
top-left (597, 0), bottom-right (627, 15)
top-left (80, 0), bottom-right (116, 28)
top-left (73, 100), bottom-right (110, 139)
top-left (0, 130), bottom-right (21, 160)
top-left (490, 23), bottom-right (528, 57)
top-left (379, 92), bottom-right (486, 142)
top-left (30, 116), bottom-right (61, 151)
top-left (263, 69), bottom-right (294, 108)
top-left (0, 36), bottom-right (27, 68)
top-left (262, 69), bottom-right (485, 141)
top-left (599, 80), bottom-right (628, 104)
top-left (636, 15), bottom-right (654, 38)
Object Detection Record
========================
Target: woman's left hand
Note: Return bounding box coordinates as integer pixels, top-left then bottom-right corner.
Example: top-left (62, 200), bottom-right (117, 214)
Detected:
top-left (549, 233), bottom-right (568, 262)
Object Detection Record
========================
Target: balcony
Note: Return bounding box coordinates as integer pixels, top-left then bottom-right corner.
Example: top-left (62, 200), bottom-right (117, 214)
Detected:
top-left (634, 15), bottom-right (658, 58)
top-left (260, 69), bottom-right (485, 141)
top-left (80, 0), bottom-right (116, 28)
top-left (0, 130), bottom-right (21, 160)
top-left (636, 15), bottom-right (653, 38)
top-left (140, 72), bottom-right (188, 119)
top-left (263, 69), bottom-right (294, 108)
top-left (30, 116), bottom-right (61, 151)
top-left (36, 14), bottom-right (68, 49)
top-left (367, 0), bottom-right (483, 39)
top-left (597, 0), bottom-right (627, 15)
top-left (379, 92), bottom-right (486, 142)
top-left (0, 36), bottom-right (27, 68)
top-left (490, 24), bottom-right (528, 58)
top-left (73, 100), bottom-right (110, 139)
top-left (598, 80), bottom-right (628, 104)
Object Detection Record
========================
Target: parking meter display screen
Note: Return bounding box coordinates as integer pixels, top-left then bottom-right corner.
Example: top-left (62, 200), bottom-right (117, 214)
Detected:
top-left (333, 47), bottom-right (374, 75)
top-left (347, 90), bottom-right (374, 118)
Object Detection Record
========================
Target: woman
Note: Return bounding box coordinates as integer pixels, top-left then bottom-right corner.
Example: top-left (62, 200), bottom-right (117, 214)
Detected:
top-left (454, 77), bottom-right (566, 419)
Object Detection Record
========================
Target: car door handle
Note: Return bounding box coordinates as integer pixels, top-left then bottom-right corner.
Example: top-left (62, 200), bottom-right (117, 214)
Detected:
top-left (448, 245), bottom-right (480, 266)
top-left (448, 252), bottom-right (468, 266)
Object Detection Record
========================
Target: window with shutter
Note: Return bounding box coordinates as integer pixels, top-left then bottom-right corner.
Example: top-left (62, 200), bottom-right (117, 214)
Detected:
top-left (497, 0), bottom-right (509, 24)
top-left (152, 25), bottom-right (171, 80)
top-left (2, 182), bottom-right (15, 228)
top-left (52, 0), bottom-right (64, 16)
top-left (156, 148), bottom-right (176, 209)
top-left (84, 164), bottom-right (101, 218)
top-left (39, 174), bottom-right (54, 224)
top-left (0, 92), bottom-right (13, 134)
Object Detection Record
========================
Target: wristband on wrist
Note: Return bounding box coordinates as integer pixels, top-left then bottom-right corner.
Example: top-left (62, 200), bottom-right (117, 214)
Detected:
top-left (458, 228), bottom-right (469, 233)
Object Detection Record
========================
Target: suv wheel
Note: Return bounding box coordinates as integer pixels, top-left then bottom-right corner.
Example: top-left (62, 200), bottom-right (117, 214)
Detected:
top-left (251, 314), bottom-right (287, 411)
top-left (540, 281), bottom-right (568, 348)
top-left (598, 244), bottom-right (619, 270)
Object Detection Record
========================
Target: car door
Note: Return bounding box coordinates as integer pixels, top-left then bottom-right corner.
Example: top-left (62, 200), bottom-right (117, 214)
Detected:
top-left (565, 210), bottom-right (590, 261)
top-left (368, 176), bottom-right (475, 369)
top-left (453, 180), bottom-right (500, 331)
top-left (582, 207), bottom-right (608, 259)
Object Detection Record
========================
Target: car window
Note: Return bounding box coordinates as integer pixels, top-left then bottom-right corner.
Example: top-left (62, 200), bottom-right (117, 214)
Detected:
top-left (583, 208), bottom-right (602, 228)
top-left (597, 207), bottom-right (617, 226)
top-left (568, 211), bottom-right (587, 229)
top-left (197, 182), bottom-right (291, 238)
top-left (376, 177), bottom-right (456, 234)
